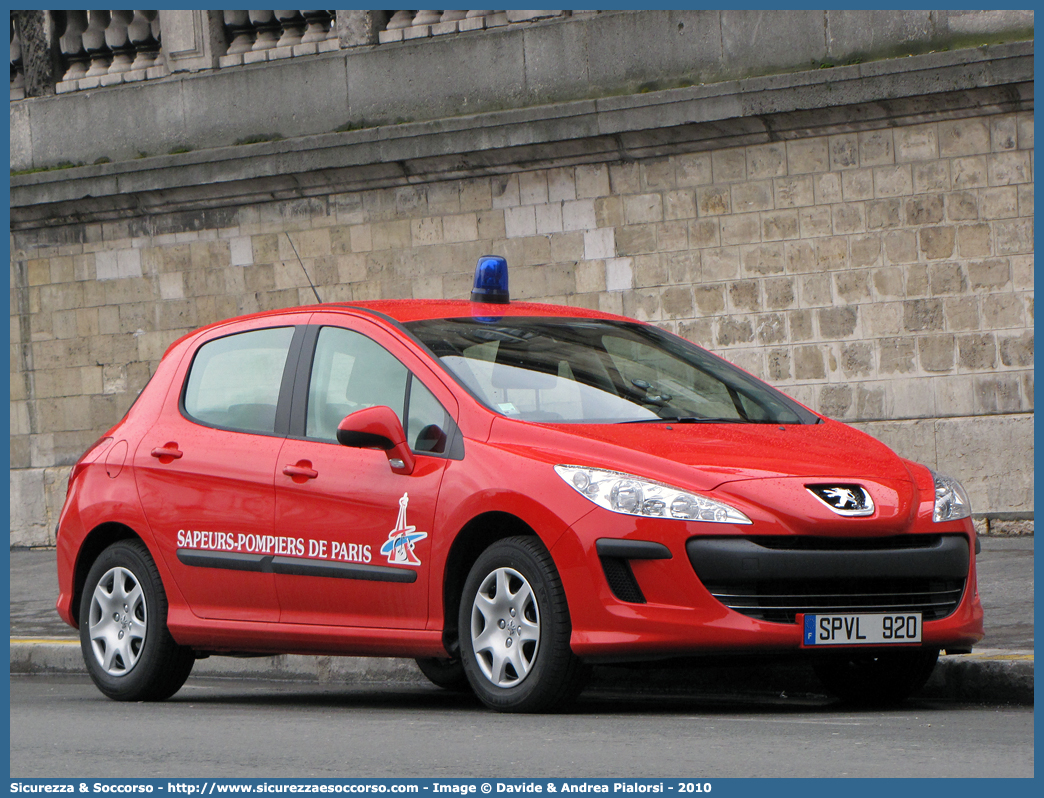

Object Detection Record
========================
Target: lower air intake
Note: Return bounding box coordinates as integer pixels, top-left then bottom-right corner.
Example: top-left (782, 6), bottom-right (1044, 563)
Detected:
top-left (600, 557), bottom-right (646, 604)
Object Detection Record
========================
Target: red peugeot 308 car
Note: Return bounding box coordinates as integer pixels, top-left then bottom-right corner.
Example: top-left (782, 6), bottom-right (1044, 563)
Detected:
top-left (56, 257), bottom-right (983, 711)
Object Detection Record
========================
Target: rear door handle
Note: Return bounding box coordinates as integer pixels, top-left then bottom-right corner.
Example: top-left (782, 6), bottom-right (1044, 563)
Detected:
top-left (150, 444), bottom-right (183, 460)
top-left (283, 462), bottom-right (318, 480)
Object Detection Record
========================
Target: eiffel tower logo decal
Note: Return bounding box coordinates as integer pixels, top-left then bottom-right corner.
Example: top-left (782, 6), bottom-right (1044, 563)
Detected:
top-left (380, 492), bottom-right (428, 566)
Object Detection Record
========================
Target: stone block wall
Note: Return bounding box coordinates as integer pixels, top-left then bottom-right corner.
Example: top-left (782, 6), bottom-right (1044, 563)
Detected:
top-left (10, 110), bottom-right (1034, 546)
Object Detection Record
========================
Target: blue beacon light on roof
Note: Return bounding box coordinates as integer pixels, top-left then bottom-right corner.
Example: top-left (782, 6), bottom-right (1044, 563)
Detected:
top-left (470, 255), bottom-right (510, 304)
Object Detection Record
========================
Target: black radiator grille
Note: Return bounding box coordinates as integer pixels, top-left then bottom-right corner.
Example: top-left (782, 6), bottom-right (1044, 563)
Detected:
top-left (687, 534), bottom-right (969, 624)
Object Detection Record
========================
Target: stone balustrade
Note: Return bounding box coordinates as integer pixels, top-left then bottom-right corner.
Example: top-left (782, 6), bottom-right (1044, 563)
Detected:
top-left (12, 10), bottom-right (578, 98)
top-left (217, 10), bottom-right (339, 67)
top-left (52, 10), bottom-right (167, 92)
top-left (378, 10), bottom-right (569, 42)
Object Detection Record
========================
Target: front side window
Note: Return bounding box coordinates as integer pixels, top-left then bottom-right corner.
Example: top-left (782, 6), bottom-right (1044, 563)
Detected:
top-left (306, 327), bottom-right (409, 441)
top-left (183, 327), bottom-right (295, 434)
top-left (306, 326), bottom-right (457, 454)
top-left (406, 317), bottom-right (817, 425)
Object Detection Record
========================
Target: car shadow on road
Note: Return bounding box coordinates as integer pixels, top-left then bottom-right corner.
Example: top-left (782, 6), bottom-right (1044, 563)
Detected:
top-left (156, 677), bottom-right (963, 717)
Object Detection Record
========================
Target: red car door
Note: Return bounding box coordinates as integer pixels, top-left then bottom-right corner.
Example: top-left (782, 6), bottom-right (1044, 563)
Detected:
top-left (272, 317), bottom-right (458, 629)
top-left (135, 320), bottom-right (306, 622)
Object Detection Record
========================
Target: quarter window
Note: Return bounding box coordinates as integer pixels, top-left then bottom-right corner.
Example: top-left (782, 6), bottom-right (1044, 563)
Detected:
top-left (406, 377), bottom-right (452, 454)
top-left (183, 327), bottom-right (295, 434)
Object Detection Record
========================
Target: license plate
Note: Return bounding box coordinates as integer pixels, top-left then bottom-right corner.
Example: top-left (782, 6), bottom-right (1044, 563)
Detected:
top-left (801, 612), bottom-right (922, 646)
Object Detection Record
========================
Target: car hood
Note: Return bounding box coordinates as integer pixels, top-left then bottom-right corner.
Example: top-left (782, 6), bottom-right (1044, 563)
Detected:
top-left (488, 416), bottom-right (914, 492)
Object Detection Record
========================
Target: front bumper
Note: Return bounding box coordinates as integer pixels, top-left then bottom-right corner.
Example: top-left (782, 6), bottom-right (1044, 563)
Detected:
top-left (553, 512), bottom-right (985, 661)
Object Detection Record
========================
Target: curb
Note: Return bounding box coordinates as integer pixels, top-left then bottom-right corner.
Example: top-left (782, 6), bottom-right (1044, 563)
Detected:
top-left (923, 650), bottom-right (1035, 705)
top-left (9, 638), bottom-right (426, 685)
top-left (11, 638), bottom-right (1033, 706)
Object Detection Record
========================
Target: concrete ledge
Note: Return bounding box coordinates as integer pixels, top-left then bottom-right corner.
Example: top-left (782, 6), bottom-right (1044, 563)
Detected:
top-left (11, 639), bottom-right (1033, 706)
top-left (10, 10), bottom-right (1034, 173)
top-left (10, 41), bottom-right (1033, 232)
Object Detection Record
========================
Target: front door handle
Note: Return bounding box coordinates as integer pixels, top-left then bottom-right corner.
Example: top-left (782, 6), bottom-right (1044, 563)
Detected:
top-left (150, 444), bottom-right (183, 461)
top-left (283, 461), bottom-right (318, 481)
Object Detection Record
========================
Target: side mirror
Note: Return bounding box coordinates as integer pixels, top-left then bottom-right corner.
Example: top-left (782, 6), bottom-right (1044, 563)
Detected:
top-left (336, 406), bottom-right (415, 475)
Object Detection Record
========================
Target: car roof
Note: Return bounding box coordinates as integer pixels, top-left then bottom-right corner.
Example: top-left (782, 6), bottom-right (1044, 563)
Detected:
top-left (163, 299), bottom-right (635, 357)
top-left (329, 299), bottom-right (631, 324)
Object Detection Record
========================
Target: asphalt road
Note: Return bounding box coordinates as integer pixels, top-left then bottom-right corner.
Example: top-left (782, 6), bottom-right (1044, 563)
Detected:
top-left (9, 675), bottom-right (1034, 778)
top-left (972, 537), bottom-right (1035, 649)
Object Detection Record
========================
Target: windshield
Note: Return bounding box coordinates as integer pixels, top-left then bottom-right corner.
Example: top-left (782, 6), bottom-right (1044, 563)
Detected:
top-left (405, 317), bottom-right (817, 425)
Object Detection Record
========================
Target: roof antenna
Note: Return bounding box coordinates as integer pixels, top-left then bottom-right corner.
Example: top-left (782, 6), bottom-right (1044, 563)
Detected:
top-left (285, 232), bottom-right (322, 303)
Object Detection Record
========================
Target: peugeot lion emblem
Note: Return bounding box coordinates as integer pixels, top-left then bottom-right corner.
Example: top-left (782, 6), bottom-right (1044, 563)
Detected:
top-left (806, 484), bottom-right (875, 516)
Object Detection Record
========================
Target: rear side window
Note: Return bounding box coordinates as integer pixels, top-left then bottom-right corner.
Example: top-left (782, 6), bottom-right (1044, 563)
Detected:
top-left (183, 327), bottom-right (295, 434)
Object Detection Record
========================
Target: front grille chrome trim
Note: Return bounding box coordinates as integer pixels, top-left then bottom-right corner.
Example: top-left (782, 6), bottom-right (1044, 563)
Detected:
top-left (702, 582), bottom-right (966, 623)
top-left (711, 588), bottom-right (965, 601)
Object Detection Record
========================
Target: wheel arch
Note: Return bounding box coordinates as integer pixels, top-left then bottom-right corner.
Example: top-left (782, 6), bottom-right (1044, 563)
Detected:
top-left (71, 522), bottom-right (144, 628)
top-left (440, 511), bottom-right (538, 656)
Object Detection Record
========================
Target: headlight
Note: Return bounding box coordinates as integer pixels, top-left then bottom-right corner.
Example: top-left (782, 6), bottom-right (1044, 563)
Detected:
top-left (554, 465), bottom-right (752, 524)
top-left (932, 471), bottom-right (971, 522)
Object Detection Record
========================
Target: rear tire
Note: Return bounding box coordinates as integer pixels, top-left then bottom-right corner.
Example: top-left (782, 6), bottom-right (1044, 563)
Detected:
top-left (415, 657), bottom-right (469, 691)
top-left (812, 648), bottom-right (939, 706)
top-left (79, 539), bottom-right (195, 701)
top-left (458, 536), bottom-right (588, 712)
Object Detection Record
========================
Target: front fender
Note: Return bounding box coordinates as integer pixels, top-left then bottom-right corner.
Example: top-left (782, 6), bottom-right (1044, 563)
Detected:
top-left (433, 440), bottom-right (598, 552)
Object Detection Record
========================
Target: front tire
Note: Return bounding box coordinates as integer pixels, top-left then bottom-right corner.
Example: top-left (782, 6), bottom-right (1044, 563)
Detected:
top-left (79, 539), bottom-right (195, 701)
top-left (458, 536), bottom-right (587, 712)
top-left (812, 648), bottom-right (939, 706)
